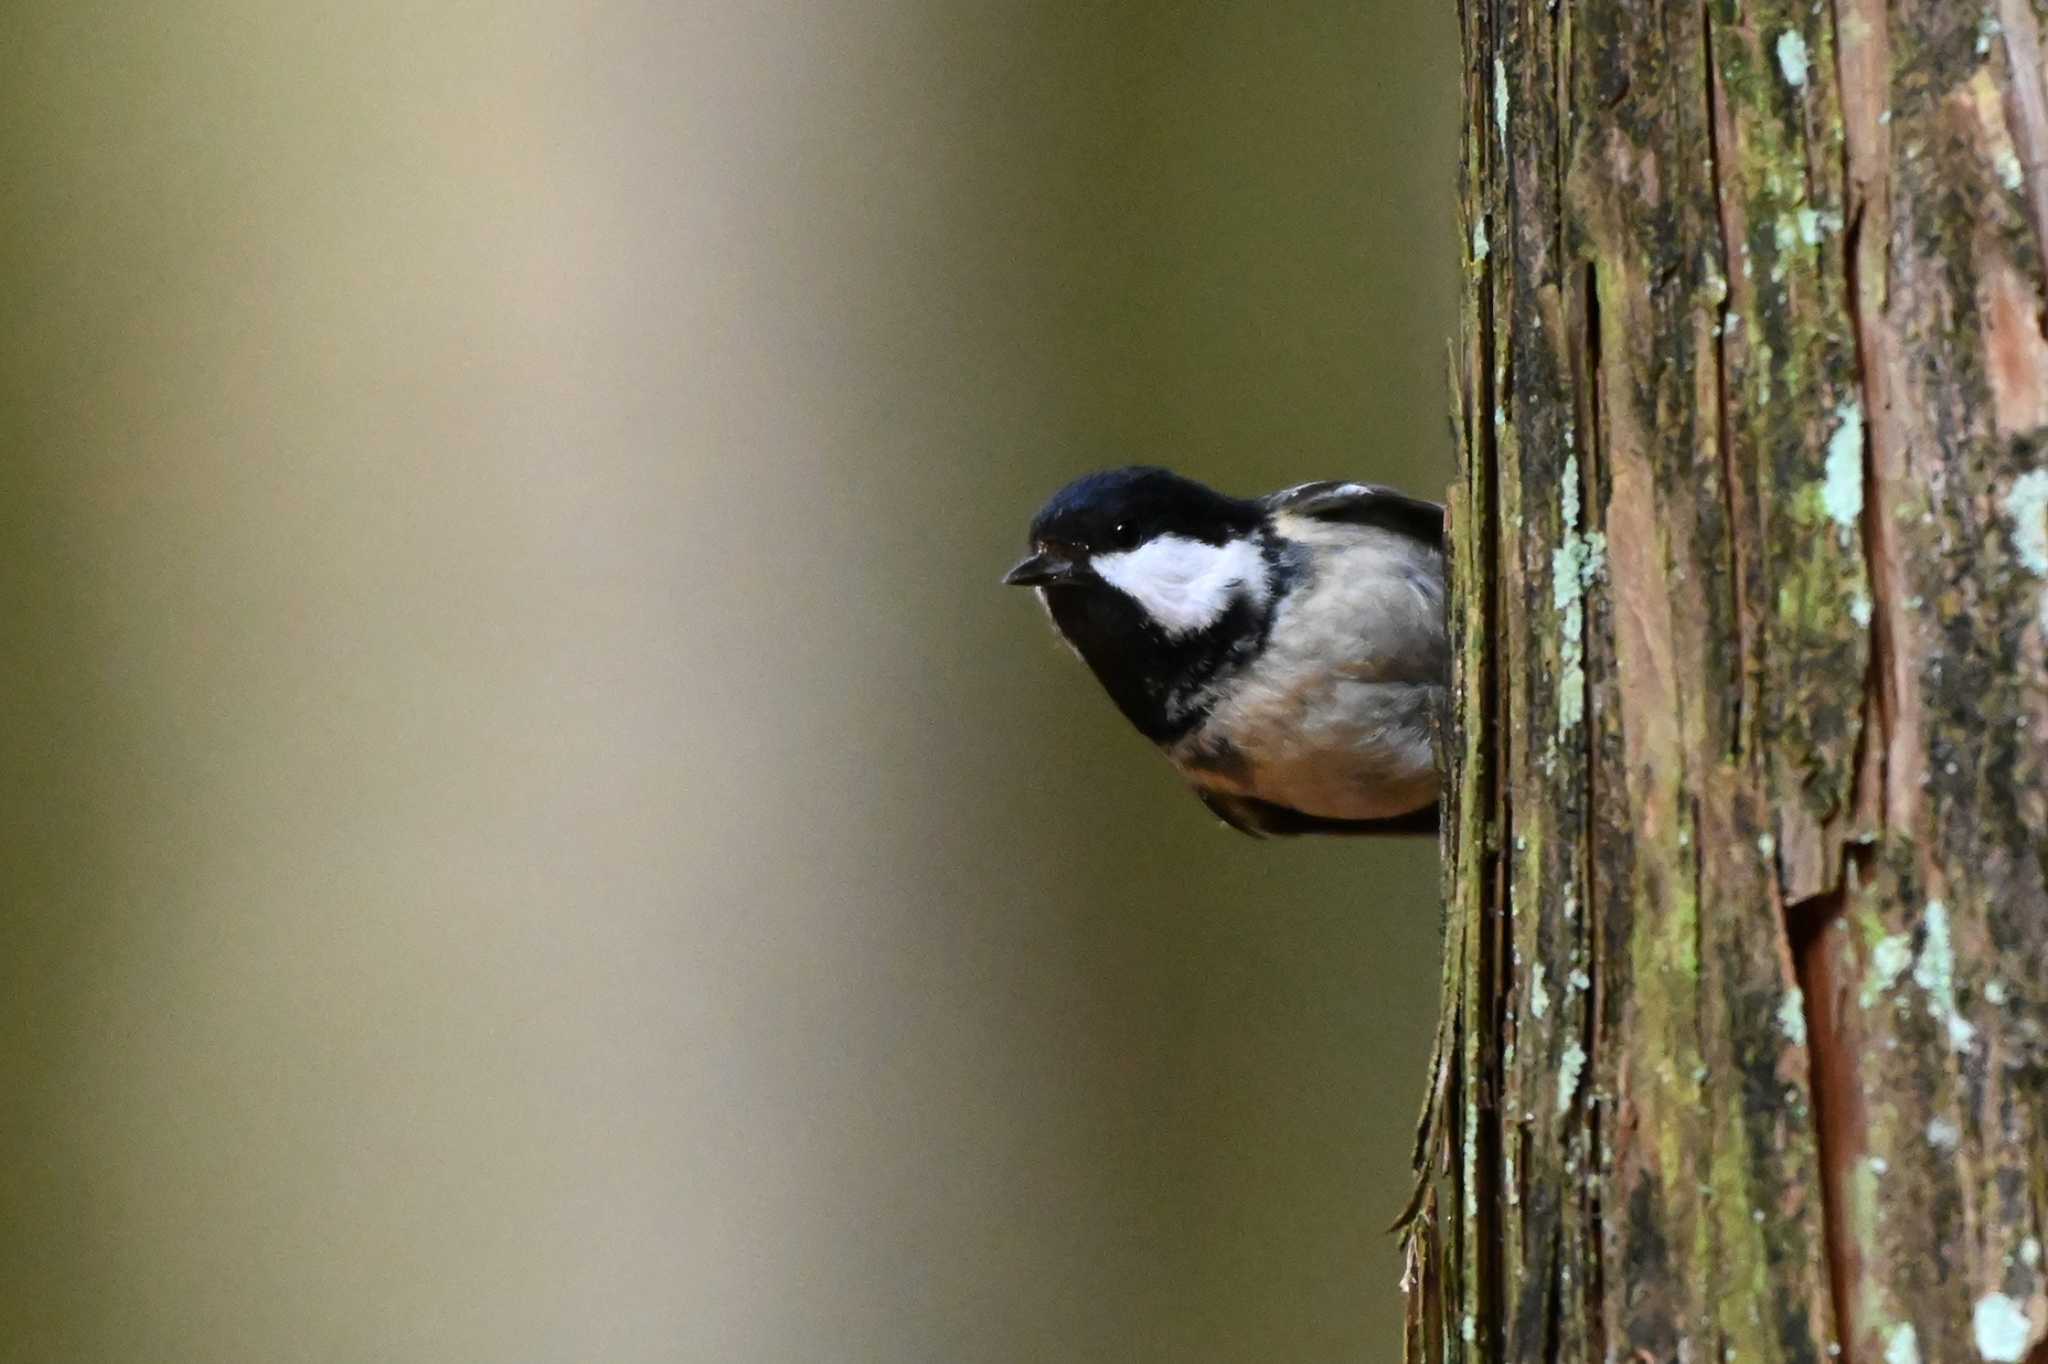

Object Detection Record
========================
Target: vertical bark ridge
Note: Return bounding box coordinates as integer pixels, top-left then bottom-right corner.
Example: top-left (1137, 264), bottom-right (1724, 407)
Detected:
top-left (1994, 0), bottom-right (2048, 278)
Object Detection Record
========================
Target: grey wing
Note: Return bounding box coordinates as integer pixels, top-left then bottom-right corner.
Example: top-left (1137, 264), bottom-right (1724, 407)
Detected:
top-left (1260, 481), bottom-right (1445, 548)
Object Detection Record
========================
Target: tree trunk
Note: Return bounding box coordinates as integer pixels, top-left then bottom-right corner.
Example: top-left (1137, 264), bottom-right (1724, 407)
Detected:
top-left (1404, 2), bottom-right (2048, 1361)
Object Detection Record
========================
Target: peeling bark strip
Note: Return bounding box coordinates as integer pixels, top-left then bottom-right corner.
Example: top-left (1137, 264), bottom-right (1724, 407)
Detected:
top-left (1407, 1), bottom-right (2048, 1361)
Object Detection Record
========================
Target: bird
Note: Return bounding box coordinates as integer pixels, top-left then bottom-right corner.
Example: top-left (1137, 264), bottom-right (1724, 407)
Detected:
top-left (1003, 466), bottom-right (1447, 837)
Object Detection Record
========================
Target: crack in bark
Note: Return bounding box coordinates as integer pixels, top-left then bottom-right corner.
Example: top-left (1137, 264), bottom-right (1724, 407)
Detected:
top-left (1575, 249), bottom-right (1609, 1364)
top-left (1701, 5), bottom-right (1751, 765)
top-left (1785, 3), bottom-right (1910, 1356)
top-left (1582, 260), bottom-right (1603, 504)
top-left (1839, 194), bottom-right (1893, 854)
top-left (1841, 196), bottom-right (1892, 839)
top-left (1832, 0), bottom-right (1923, 841)
top-left (1472, 2), bottom-right (1509, 1345)
top-left (1540, 1220), bottom-right (1564, 1364)
top-left (1788, 858), bottom-right (1868, 1364)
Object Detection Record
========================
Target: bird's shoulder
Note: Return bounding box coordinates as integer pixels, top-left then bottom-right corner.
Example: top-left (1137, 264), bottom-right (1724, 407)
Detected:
top-left (1258, 481), bottom-right (1444, 548)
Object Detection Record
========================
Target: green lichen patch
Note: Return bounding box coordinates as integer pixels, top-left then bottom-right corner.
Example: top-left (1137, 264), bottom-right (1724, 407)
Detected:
top-left (1863, 932), bottom-right (1913, 1009)
top-left (1775, 30), bottom-right (1809, 87)
top-left (1822, 401), bottom-right (1866, 531)
top-left (1911, 899), bottom-right (1975, 1053)
top-left (1556, 1041), bottom-right (1586, 1116)
top-left (1493, 57), bottom-right (1508, 149)
top-left (1777, 988), bottom-right (1808, 1045)
top-left (1550, 455), bottom-right (1605, 733)
top-left (2000, 468), bottom-right (2048, 626)
top-left (1970, 1292), bottom-right (2033, 1363)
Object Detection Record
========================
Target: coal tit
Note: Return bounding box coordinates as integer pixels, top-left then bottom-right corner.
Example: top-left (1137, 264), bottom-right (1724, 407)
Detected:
top-left (1004, 466), bottom-right (1446, 836)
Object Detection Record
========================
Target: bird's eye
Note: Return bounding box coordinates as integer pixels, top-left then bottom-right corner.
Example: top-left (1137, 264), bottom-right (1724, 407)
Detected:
top-left (1111, 521), bottom-right (1138, 548)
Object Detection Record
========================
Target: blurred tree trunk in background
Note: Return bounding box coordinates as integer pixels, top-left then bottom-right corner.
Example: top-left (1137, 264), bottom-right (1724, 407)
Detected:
top-left (1403, 2), bottom-right (2048, 1361)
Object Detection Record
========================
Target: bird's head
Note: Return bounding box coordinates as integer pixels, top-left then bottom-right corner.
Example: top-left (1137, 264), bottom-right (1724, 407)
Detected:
top-left (1003, 467), bottom-right (1274, 740)
top-left (1002, 466), bottom-right (1270, 632)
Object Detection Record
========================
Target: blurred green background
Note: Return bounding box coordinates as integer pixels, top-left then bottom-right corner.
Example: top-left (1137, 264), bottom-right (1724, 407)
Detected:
top-left (3, 3), bottom-right (1455, 1360)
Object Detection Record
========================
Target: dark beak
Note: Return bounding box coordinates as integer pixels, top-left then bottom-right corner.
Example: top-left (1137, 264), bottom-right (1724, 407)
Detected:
top-left (1002, 549), bottom-right (1081, 587)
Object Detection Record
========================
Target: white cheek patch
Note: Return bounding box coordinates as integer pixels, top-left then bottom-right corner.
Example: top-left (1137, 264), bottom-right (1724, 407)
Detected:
top-left (1092, 534), bottom-right (1269, 637)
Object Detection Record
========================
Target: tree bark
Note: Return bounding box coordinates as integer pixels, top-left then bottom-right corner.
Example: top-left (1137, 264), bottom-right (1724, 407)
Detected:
top-left (1405, 2), bottom-right (2048, 1361)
